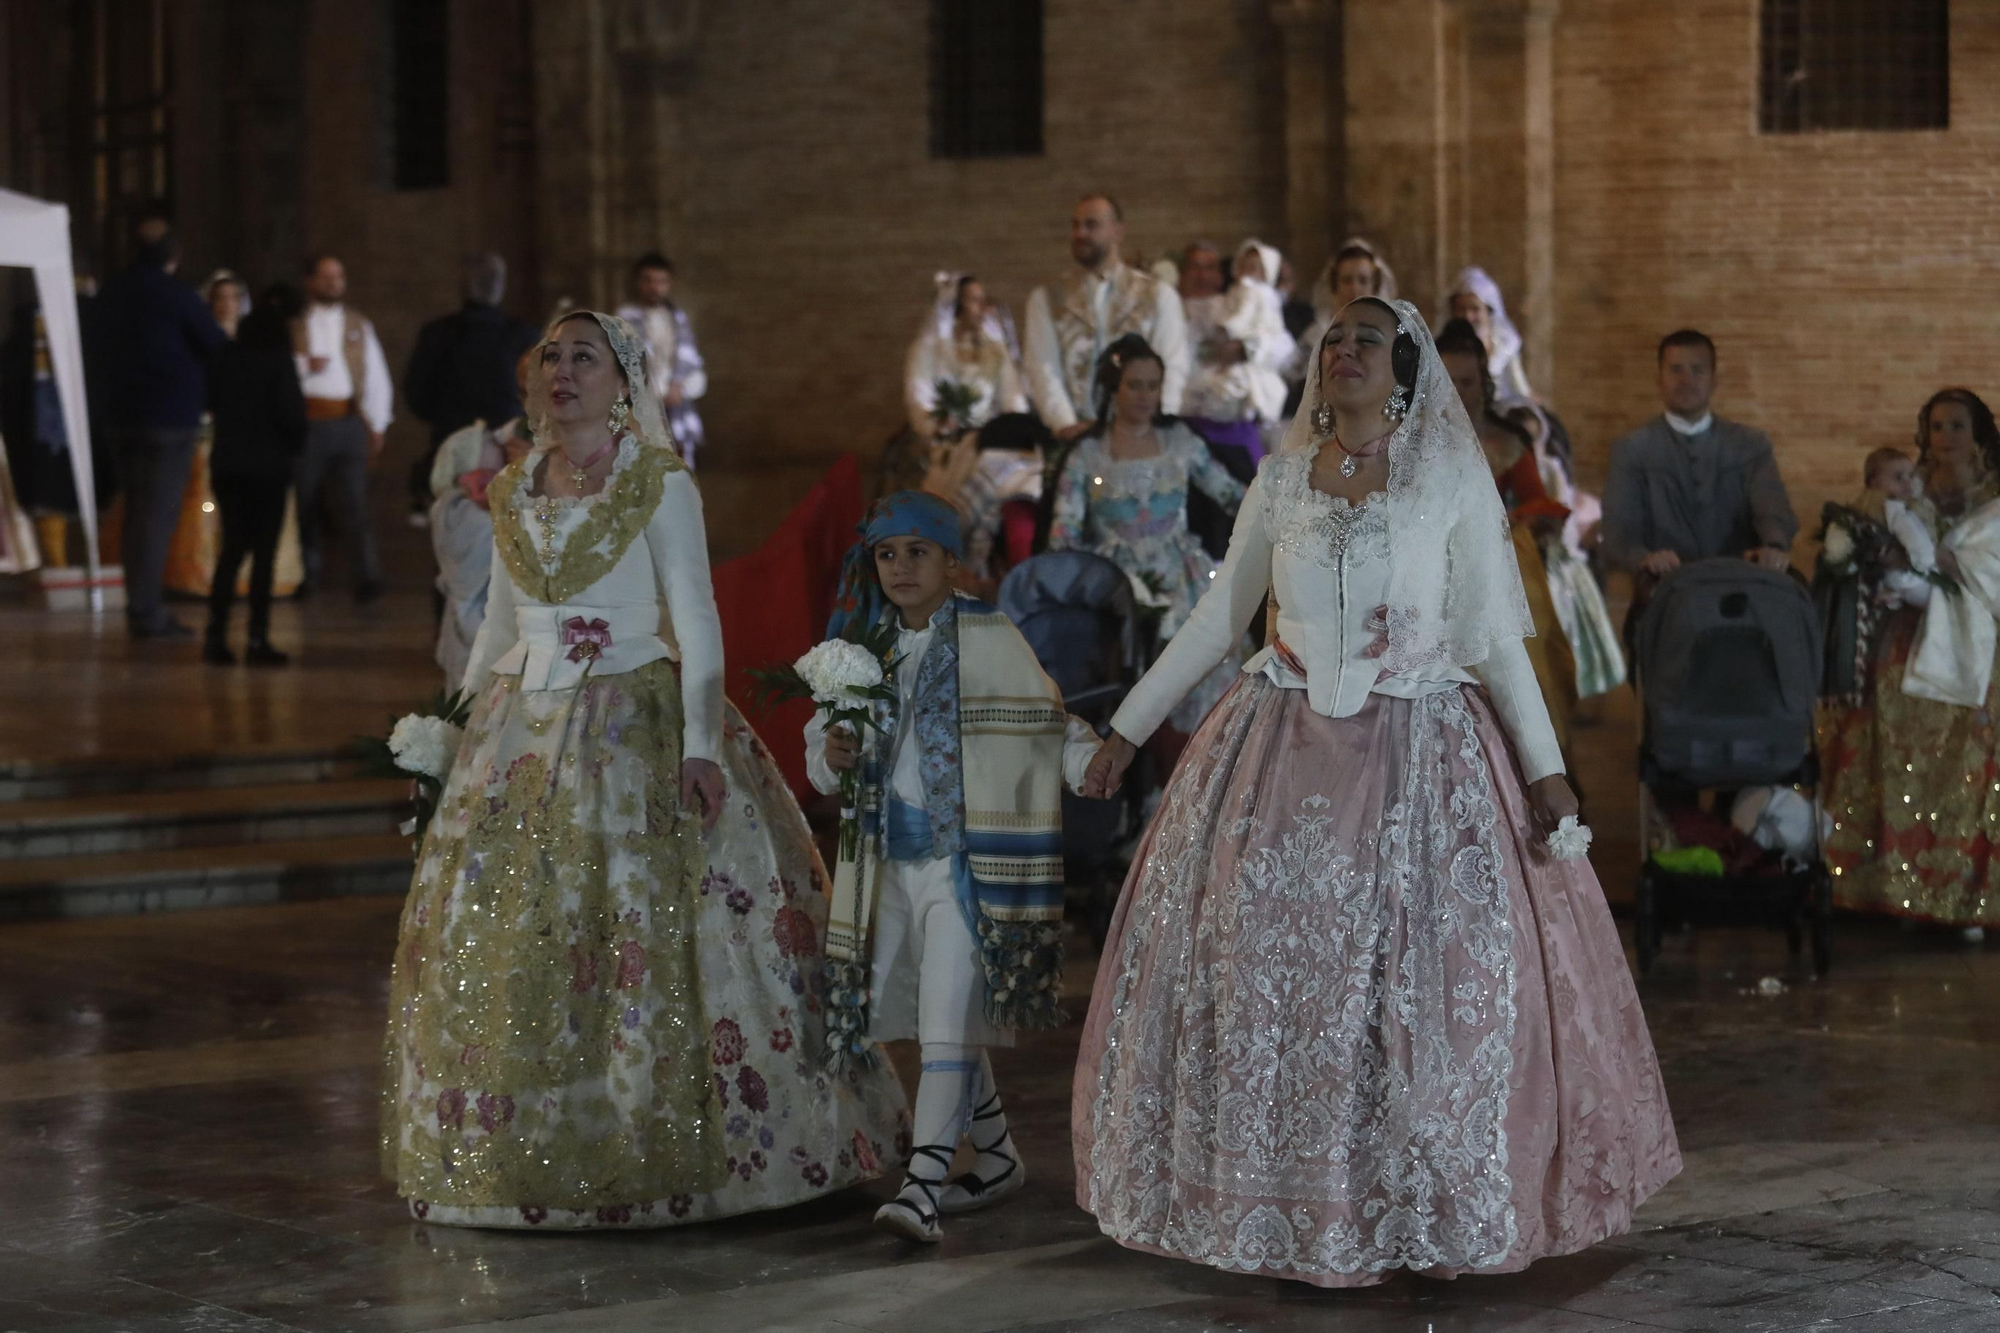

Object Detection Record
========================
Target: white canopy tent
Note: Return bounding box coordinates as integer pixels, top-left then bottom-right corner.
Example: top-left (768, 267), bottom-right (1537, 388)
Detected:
top-left (0, 188), bottom-right (100, 594)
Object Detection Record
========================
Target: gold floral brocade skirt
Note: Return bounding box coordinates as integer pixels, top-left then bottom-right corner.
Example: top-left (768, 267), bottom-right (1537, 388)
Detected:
top-left (1822, 608), bottom-right (2000, 927)
top-left (381, 661), bottom-right (726, 1214)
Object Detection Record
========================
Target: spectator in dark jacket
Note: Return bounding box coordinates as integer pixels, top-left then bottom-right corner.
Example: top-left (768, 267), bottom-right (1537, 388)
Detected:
top-left (95, 229), bottom-right (226, 639)
top-left (204, 289), bottom-right (309, 666)
top-left (402, 252), bottom-right (537, 518)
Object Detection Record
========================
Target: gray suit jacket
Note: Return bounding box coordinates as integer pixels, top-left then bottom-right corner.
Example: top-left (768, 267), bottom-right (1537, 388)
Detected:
top-left (1601, 415), bottom-right (1798, 574)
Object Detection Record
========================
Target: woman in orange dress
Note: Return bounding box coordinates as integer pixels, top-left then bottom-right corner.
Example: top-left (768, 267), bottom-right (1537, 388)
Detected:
top-left (1436, 317), bottom-right (1576, 758)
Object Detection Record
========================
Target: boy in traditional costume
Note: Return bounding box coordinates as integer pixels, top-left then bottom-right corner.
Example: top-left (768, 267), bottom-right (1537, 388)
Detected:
top-left (806, 491), bottom-right (1096, 1243)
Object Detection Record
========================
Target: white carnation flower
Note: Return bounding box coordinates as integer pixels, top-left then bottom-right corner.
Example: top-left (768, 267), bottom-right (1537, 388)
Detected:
top-left (1822, 523), bottom-right (1854, 567)
top-left (1546, 814), bottom-right (1593, 862)
top-left (795, 640), bottom-right (885, 705)
top-left (389, 714), bottom-right (465, 782)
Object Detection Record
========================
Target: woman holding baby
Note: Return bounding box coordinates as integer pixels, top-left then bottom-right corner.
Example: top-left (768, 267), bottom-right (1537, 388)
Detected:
top-left (1821, 388), bottom-right (2000, 940)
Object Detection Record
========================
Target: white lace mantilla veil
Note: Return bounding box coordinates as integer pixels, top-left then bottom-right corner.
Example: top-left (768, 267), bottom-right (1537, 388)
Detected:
top-left (1280, 296), bottom-right (1534, 674)
top-left (528, 310), bottom-right (683, 461)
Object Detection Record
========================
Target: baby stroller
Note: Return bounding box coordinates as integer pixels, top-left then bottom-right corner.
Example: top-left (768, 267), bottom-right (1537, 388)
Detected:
top-left (1631, 558), bottom-right (1832, 976)
top-left (997, 550), bottom-right (1143, 947)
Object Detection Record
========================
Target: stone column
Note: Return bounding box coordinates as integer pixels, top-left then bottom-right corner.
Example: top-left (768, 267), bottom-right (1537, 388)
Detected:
top-left (1340, 0), bottom-right (1450, 310)
top-left (1269, 0), bottom-right (1341, 288)
top-left (1339, 0), bottom-right (1557, 356)
top-left (1452, 0), bottom-right (1559, 383)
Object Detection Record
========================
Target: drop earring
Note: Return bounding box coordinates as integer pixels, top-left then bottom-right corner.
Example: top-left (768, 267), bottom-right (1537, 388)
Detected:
top-left (1311, 399), bottom-right (1335, 437)
top-left (608, 395), bottom-right (632, 436)
top-left (1383, 384), bottom-right (1410, 423)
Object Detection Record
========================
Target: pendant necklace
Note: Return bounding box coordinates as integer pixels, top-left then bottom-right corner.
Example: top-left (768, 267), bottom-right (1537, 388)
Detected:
top-left (1333, 434), bottom-right (1388, 479)
top-left (566, 436), bottom-right (618, 489)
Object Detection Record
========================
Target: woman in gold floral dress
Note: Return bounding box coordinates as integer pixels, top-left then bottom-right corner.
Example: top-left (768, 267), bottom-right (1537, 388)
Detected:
top-left (1823, 389), bottom-right (2000, 940)
top-left (382, 311), bottom-right (907, 1228)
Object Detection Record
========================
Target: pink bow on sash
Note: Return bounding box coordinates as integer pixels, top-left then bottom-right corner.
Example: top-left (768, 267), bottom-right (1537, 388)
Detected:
top-left (562, 616), bottom-right (613, 663)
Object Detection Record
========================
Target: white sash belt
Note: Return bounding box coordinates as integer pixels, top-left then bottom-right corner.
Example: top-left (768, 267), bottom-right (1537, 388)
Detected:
top-left (490, 602), bottom-right (674, 692)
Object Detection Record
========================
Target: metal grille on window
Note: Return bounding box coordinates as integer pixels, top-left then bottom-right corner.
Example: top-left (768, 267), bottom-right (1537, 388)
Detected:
top-left (1759, 0), bottom-right (1948, 133)
top-left (388, 0), bottom-right (450, 189)
top-left (930, 0), bottom-right (1044, 159)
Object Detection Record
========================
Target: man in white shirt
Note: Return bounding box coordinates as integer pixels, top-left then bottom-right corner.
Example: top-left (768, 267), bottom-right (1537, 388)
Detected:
top-left (292, 254), bottom-right (393, 602)
top-left (613, 251), bottom-right (708, 468)
top-left (1022, 194), bottom-right (1189, 441)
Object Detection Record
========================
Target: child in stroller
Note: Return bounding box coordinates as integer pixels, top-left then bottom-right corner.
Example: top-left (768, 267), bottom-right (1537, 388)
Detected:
top-left (1632, 556), bottom-right (1832, 976)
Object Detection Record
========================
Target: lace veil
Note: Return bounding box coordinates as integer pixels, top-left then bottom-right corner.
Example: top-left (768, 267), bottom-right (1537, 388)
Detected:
top-left (527, 310), bottom-right (682, 461)
top-left (1281, 297), bottom-right (1533, 674)
top-left (1441, 266), bottom-right (1523, 381)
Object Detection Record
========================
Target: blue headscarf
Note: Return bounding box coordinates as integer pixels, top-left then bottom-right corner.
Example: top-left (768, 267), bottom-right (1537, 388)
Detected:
top-left (825, 491), bottom-right (965, 640)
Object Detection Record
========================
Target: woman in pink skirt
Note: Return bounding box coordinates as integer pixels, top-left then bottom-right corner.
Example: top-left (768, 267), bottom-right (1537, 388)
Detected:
top-left (1073, 297), bottom-right (1680, 1286)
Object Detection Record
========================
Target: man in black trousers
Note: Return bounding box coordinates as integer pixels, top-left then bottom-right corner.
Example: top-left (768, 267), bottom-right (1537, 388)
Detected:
top-left (93, 225), bottom-right (225, 640)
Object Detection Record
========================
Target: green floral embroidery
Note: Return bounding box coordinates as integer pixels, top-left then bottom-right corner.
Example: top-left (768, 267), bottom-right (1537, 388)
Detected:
top-left (489, 442), bottom-right (682, 605)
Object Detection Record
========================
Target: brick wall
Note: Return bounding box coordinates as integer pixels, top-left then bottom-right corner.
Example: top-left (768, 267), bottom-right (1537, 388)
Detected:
top-left (1546, 0), bottom-right (2000, 554)
top-left (24, 0), bottom-right (1989, 568)
top-left (659, 0), bottom-right (1287, 487)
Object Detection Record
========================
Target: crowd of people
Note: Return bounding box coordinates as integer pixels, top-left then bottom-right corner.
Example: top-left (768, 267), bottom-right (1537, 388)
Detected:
top-left (0, 217), bottom-right (711, 670)
top-left (11, 185), bottom-right (2000, 1284)
top-left (882, 190), bottom-right (2000, 958)
top-left (370, 258), bottom-right (1683, 1286)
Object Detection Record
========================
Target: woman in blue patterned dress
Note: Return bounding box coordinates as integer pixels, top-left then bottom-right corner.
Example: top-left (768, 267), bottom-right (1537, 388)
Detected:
top-left (1048, 334), bottom-right (1246, 748)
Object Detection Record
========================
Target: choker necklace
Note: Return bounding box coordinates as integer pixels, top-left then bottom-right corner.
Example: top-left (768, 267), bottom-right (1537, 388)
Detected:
top-left (1332, 433), bottom-right (1390, 478)
top-left (565, 437), bottom-right (618, 488)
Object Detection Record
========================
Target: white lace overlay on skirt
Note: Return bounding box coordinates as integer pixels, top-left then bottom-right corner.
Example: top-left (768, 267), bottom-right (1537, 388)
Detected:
top-left (1084, 684), bottom-right (1519, 1277)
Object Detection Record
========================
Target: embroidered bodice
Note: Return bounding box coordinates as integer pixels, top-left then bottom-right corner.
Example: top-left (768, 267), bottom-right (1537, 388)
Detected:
top-left (1047, 424), bottom-right (1247, 639)
top-left (1262, 450), bottom-right (1392, 570)
top-left (1110, 444), bottom-right (1565, 781)
top-left (462, 434), bottom-right (726, 761)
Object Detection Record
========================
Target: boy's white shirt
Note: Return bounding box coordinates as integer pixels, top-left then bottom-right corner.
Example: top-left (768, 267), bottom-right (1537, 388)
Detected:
top-left (802, 619), bottom-right (1101, 801)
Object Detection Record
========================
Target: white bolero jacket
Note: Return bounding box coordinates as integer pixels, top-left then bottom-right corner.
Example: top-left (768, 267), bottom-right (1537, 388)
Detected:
top-left (1109, 448), bottom-right (1566, 782)
top-left (462, 437), bottom-right (725, 763)
top-left (1905, 496), bottom-right (2000, 708)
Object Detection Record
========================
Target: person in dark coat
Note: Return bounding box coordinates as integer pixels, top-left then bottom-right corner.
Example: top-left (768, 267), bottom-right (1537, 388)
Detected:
top-left (94, 229), bottom-right (227, 639)
top-left (401, 252), bottom-right (537, 518)
top-left (204, 287), bottom-right (309, 666)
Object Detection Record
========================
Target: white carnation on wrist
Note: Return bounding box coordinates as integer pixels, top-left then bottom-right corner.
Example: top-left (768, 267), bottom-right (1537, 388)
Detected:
top-left (796, 639), bottom-right (886, 705)
top-left (388, 714), bottom-right (465, 782)
top-left (1546, 814), bottom-right (1592, 861)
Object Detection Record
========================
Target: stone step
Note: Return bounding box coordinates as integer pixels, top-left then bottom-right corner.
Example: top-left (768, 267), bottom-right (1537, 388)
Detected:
top-left (0, 749), bottom-right (364, 803)
top-left (0, 833), bottom-right (416, 921)
top-left (0, 779), bottom-right (411, 861)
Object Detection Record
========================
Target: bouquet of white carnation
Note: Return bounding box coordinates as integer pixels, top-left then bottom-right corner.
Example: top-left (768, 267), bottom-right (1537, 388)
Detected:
top-left (1546, 814), bottom-right (1593, 862)
top-left (355, 688), bottom-right (475, 848)
top-left (389, 714), bottom-right (463, 783)
top-left (752, 623), bottom-right (898, 864)
top-left (794, 639), bottom-right (889, 706)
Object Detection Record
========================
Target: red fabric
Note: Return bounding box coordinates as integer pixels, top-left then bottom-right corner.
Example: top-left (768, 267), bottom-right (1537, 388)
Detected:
top-left (1497, 447), bottom-right (1569, 525)
top-left (1001, 498), bottom-right (1037, 568)
top-left (712, 455), bottom-right (864, 802)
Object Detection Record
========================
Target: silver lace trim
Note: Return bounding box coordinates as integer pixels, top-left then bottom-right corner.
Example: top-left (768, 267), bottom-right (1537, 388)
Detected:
top-left (1085, 685), bottom-right (1519, 1277)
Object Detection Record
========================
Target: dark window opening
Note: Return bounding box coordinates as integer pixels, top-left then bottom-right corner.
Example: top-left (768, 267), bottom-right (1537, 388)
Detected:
top-left (388, 0), bottom-right (449, 189)
top-left (930, 0), bottom-right (1043, 159)
top-left (1759, 0), bottom-right (1948, 133)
